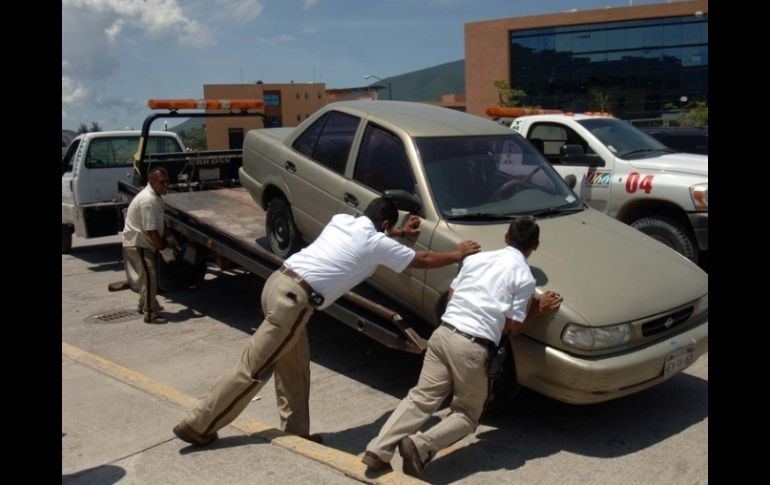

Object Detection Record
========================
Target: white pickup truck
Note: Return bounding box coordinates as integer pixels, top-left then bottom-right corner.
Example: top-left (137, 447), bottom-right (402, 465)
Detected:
top-left (498, 109), bottom-right (707, 264)
top-left (61, 130), bottom-right (185, 253)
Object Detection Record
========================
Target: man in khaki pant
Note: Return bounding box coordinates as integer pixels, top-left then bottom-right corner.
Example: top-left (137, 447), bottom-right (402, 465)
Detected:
top-left (172, 197), bottom-right (480, 446)
top-left (363, 216), bottom-right (562, 478)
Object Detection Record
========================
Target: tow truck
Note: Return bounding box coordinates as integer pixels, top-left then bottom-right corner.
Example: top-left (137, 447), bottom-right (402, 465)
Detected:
top-left (117, 99), bottom-right (428, 355)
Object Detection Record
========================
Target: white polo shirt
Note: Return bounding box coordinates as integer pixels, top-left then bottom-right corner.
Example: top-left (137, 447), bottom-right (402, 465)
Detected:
top-left (122, 184), bottom-right (165, 250)
top-left (285, 214), bottom-right (415, 310)
top-left (441, 245), bottom-right (536, 345)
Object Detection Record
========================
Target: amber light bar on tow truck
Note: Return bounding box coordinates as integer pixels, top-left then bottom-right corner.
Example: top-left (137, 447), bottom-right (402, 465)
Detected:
top-left (148, 98), bottom-right (265, 111)
top-left (485, 106), bottom-right (613, 118)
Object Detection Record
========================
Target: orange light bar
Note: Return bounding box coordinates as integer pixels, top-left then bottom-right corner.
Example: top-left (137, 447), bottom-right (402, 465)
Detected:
top-left (485, 106), bottom-right (564, 118)
top-left (148, 99), bottom-right (265, 110)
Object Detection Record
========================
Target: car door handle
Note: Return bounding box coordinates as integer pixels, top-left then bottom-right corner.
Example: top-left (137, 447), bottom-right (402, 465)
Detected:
top-left (344, 193), bottom-right (359, 207)
top-left (285, 161), bottom-right (297, 173)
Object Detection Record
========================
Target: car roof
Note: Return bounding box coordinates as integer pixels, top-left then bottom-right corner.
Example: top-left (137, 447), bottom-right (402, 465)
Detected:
top-left (325, 101), bottom-right (513, 137)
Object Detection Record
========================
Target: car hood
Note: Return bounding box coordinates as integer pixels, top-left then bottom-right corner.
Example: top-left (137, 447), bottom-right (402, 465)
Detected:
top-left (446, 208), bottom-right (707, 325)
top-left (627, 153), bottom-right (708, 176)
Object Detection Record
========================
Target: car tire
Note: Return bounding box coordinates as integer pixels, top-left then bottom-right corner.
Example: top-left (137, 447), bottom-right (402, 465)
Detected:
top-left (483, 340), bottom-right (521, 413)
top-left (62, 224), bottom-right (73, 254)
top-left (266, 197), bottom-right (302, 258)
top-left (631, 216), bottom-right (697, 263)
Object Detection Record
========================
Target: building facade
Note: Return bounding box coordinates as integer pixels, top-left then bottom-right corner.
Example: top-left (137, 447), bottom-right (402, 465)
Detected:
top-left (465, 0), bottom-right (707, 121)
top-left (203, 83), bottom-right (327, 150)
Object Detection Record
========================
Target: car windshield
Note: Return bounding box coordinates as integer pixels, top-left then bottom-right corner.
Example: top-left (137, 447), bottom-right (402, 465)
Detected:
top-left (578, 118), bottom-right (672, 159)
top-left (415, 135), bottom-right (582, 220)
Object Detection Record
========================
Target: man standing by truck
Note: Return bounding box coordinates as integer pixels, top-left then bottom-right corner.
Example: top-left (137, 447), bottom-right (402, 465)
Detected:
top-left (122, 167), bottom-right (175, 324)
top-left (172, 197), bottom-right (481, 447)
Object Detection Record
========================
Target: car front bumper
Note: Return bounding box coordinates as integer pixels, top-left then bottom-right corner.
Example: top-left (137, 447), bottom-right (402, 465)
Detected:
top-left (511, 317), bottom-right (708, 404)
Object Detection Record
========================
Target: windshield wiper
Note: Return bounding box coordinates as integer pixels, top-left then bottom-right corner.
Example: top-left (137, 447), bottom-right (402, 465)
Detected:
top-left (621, 148), bottom-right (666, 158)
top-left (521, 205), bottom-right (585, 218)
top-left (445, 212), bottom-right (513, 221)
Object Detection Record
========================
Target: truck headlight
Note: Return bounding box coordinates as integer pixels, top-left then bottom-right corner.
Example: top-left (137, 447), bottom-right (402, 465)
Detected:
top-left (562, 322), bottom-right (632, 350)
top-left (690, 183), bottom-right (708, 212)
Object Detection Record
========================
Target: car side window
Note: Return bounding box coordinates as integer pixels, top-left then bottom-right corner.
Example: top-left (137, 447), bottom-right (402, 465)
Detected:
top-left (529, 123), bottom-right (592, 164)
top-left (354, 124), bottom-right (415, 194)
top-left (292, 111), bottom-right (360, 174)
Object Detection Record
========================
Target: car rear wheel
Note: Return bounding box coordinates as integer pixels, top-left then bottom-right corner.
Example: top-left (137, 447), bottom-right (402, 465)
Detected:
top-left (266, 197), bottom-right (302, 258)
top-left (631, 216), bottom-right (697, 263)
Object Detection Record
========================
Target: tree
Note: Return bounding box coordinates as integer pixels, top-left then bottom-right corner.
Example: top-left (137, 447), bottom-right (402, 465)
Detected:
top-left (493, 80), bottom-right (527, 107)
top-left (680, 100), bottom-right (708, 127)
top-left (89, 121), bottom-right (102, 132)
top-left (180, 126), bottom-right (207, 150)
top-left (590, 88), bottom-right (611, 113)
top-left (77, 122), bottom-right (103, 134)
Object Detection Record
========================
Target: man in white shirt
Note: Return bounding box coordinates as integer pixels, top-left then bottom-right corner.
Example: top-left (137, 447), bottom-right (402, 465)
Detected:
top-left (122, 167), bottom-right (174, 324)
top-left (363, 216), bottom-right (562, 478)
top-left (173, 197), bottom-right (480, 447)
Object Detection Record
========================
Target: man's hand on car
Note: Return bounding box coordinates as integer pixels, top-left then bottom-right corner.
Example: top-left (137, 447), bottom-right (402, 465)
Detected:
top-left (457, 240), bottom-right (481, 259)
top-left (400, 214), bottom-right (422, 238)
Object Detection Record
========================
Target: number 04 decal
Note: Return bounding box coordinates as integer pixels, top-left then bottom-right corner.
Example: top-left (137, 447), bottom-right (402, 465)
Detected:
top-left (625, 172), bottom-right (654, 194)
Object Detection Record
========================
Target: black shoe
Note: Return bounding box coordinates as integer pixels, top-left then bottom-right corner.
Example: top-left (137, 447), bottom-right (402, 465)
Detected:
top-left (362, 451), bottom-right (391, 471)
top-left (398, 437), bottom-right (425, 479)
top-left (300, 433), bottom-right (324, 444)
top-left (173, 421), bottom-right (218, 447)
top-left (144, 315), bottom-right (168, 324)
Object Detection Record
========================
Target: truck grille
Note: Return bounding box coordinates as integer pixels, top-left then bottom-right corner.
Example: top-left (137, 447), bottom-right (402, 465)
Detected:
top-left (641, 307), bottom-right (694, 337)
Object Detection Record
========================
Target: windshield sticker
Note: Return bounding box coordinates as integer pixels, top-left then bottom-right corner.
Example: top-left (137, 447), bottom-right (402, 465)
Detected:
top-left (566, 195), bottom-right (576, 203)
top-left (607, 144), bottom-right (618, 154)
top-left (584, 171), bottom-right (612, 187)
top-left (450, 208), bottom-right (468, 216)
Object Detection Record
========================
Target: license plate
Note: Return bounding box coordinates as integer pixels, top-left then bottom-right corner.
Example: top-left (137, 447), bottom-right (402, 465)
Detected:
top-left (663, 345), bottom-right (696, 377)
top-left (199, 168), bottom-right (220, 181)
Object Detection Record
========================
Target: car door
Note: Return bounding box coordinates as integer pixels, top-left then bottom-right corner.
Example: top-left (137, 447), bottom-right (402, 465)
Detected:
top-left (340, 122), bottom-right (430, 315)
top-left (61, 138), bottom-right (82, 223)
top-left (286, 110), bottom-right (362, 239)
top-left (526, 122), bottom-right (612, 213)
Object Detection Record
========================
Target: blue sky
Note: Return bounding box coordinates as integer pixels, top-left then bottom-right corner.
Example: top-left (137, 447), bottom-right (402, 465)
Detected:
top-left (62, 0), bottom-right (667, 131)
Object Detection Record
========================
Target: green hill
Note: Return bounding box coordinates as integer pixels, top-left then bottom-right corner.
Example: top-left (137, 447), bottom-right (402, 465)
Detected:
top-left (368, 59), bottom-right (465, 101)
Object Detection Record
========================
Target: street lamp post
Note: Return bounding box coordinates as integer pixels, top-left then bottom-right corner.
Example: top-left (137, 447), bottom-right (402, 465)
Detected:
top-left (364, 74), bottom-right (392, 100)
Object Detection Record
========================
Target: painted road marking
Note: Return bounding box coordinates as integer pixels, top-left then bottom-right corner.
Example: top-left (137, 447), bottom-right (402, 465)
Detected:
top-left (62, 341), bottom-right (425, 485)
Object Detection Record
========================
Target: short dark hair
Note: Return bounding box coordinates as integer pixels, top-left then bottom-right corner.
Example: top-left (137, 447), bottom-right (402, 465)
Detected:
top-left (506, 216), bottom-right (539, 252)
top-left (148, 167), bottom-right (169, 179)
top-left (363, 197), bottom-right (398, 231)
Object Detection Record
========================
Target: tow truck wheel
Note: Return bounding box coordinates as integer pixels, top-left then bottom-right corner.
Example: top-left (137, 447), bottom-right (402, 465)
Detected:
top-left (266, 197), bottom-right (302, 258)
top-left (62, 224), bottom-right (73, 254)
top-left (631, 216), bottom-right (697, 263)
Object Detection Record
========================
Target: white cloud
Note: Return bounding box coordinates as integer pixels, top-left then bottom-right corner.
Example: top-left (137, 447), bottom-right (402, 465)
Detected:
top-left (104, 18), bottom-right (124, 43)
top-left (303, 0), bottom-right (318, 9)
top-left (62, 0), bottom-right (210, 44)
top-left (62, 76), bottom-right (89, 106)
top-left (215, 0), bottom-right (265, 23)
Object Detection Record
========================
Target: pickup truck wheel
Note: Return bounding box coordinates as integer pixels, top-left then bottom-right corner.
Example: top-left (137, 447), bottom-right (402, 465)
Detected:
top-left (62, 225), bottom-right (73, 254)
top-left (266, 197), bottom-right (302, 258)
top-left (631, 216), bottom-right (697, 263)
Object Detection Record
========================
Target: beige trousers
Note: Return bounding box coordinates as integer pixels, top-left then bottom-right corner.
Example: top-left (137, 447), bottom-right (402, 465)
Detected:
top-left (366, 325), bottom-right (489, 464)
top-left (124, 246), bottom-right (161, 318)
top-left (185, 271), bottom-right (315, 437)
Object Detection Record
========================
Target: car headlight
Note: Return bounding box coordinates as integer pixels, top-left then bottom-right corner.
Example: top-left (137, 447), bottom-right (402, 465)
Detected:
top-left (562, 322), bottom-right (632, 350)
top-left (690, 183), bottom-right (708, 212)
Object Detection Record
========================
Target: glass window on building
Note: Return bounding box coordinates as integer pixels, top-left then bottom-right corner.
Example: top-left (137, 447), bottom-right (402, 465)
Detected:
top-left (264, 92), bottom-right (281, 107)
top-left (509, 14), bottom-right (707, 121)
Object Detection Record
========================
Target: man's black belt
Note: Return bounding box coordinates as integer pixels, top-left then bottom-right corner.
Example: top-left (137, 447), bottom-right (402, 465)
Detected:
top-left (278, 265), bottom-right (325, 307)
top-left (441, 322), bottom-right (497, 352)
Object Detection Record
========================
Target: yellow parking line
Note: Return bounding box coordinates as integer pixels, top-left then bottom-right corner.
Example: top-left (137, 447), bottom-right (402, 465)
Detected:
top-left (62, 342), bottom-right (426, 485)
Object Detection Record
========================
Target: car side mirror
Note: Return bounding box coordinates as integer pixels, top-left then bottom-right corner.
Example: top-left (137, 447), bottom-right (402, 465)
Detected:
top-left (563, 174), bottom-right (577, 189)
top-left (383, 189), bottom-right (422, 213)
top-left (559, 144), bottom-right (603, 166)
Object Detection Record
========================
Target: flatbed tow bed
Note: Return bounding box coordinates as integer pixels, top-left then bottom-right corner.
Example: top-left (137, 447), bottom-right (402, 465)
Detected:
top-left (119, 182), bottom-right (427, 354)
